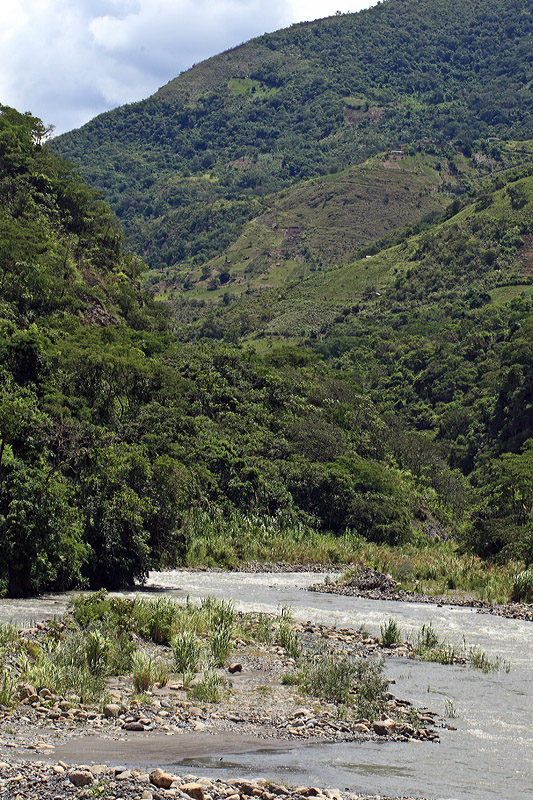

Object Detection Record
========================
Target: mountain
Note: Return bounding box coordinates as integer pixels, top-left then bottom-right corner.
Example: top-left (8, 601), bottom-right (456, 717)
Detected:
top-left (52, 0), bottom-right (533, 279)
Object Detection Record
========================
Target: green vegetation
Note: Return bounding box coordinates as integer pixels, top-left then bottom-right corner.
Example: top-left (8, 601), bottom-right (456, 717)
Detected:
top-left (52, 0), bottom-right (533, 278)
top-left (380, 618), bottom-right (402, 647)
top-left (302, 653), bottom-right (358, 705)
top-left (511, 569), bottom-right (533, 603)
top-left (288, 650), bottom-right (389, 718)
top-left (340, 540), bottom-right (520, 603)
top-left (172, 631), bottom-right (202, 682)
top-left (2, 0), bottom-right (533, 599)
top-left (410, 622), bottom-right (508, 672)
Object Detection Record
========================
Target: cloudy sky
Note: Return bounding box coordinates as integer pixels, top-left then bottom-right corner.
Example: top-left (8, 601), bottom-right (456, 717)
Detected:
top-left (0, 1), bottom-right (375, 136)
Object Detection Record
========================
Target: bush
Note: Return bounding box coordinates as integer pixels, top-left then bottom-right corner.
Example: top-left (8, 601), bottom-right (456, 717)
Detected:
top-left (135, 596), bottom-right (180, 645)
top-left (354, 658), bottom-right (388, 720)
top-left (303, 654), bottom-right (357, 704)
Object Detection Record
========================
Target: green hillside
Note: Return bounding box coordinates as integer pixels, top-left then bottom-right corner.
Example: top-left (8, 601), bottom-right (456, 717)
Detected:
top-left (147, 148), bottom-right (476, 299)
top-left (178, 166), bottom-right (533, 563)
top-left (3, 105), bottom-right (484, 596)
top-left (2, 0), bottom-right (533, 597)
top-left (52, 0), bottom-right (533, 275)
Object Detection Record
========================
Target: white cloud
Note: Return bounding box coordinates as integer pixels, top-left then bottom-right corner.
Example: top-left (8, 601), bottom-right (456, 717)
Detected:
top-left (0, 1), bottom-right (372, 135)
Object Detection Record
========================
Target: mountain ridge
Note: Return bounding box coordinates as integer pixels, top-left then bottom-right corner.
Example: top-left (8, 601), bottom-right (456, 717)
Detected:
top-left (52, 0), bottom-right (533, 275)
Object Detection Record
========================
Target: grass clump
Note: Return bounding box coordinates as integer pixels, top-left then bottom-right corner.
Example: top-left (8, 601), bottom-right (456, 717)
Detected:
top-left (278, 607), bottom-right (301, 659)
top-left (354, 658), bottom-right (389, 720)
top-left (209, 624), bottom-right (233, 667)
top-left (411, 622), bottom-right (510, 672)
top-left (412, 623), bottom-right (461, 665)
top-left (380, 618), bottom-right (402, 647)
top-left (172, 631), bottom-right (202, 682)
top-left (131, 651), bottom-right (157, 693)
top-left (134, 596), bottom-right (181, 645)
top-left (0, 671), bottom-right (17, 708)
top-left (189, 667), bottom-right (224, 703)
top-left (18, 635), bottom-right (106, 704)
top-left (255, 613), bottom-right (274, 644)
top-left (302, 653), bottom-right (357, 705)
top-left (290, 651), bottom-right (388, 719)
top-left (0, 623), bottom-right (18, 649)
top-left (468, 646), bottom-right (509, 673)
top-left (511, 569), bottom-right (533, 603)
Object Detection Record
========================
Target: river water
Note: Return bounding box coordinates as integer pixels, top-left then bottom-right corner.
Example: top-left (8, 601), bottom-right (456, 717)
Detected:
top-left (1, 570), bottom-right (531, 800)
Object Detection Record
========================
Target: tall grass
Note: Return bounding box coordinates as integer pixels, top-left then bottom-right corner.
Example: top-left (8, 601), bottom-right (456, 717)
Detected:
top-left (341, 538), bottom-right (521, 603)
top-left (181, 508), bottom-right (359, 567)
top-left (380, 618), bottom-right (402, 647)
top-left (174, 508), bottom-right (522, 604)
top-left (172, 631), bottom-right (202, 680)
top-left (511, 569), bottom-right (533, 603)
top-left (411, 622), bottom-right (509, 672)
top-left (18, 636), bottom-right (107, 704)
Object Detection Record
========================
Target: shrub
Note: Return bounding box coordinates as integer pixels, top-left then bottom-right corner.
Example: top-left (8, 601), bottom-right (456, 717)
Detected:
top-left (71, 590), bottom-right (111, 628)
top-left (354, 658), bottom-right (388, 720)
top-left (135, 596), bottom-right (180, 645)
top-left (303, 654), bottom-right (357, 704)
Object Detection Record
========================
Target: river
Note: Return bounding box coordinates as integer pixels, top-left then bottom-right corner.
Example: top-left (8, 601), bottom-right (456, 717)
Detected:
top-left (1, 570), bottom-right (531, 800)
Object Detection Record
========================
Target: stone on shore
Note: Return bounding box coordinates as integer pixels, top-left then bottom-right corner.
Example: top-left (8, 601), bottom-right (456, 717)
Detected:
top-left (69, 769), bottom-right (95, 787)
top-left (150, 768), bottom-right (175, 789)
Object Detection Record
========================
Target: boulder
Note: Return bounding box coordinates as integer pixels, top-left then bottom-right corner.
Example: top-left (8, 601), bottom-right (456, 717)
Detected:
top-left (103, 703), bottom-right (121, 718)
top-left (150, 768), bottom-right (174, 789)
top-left (373, 718), bottom-right (396, 736)
top-left (181, 781), bottom-right (206, 800)
top-left (69, 770), bottom-right (95, 787)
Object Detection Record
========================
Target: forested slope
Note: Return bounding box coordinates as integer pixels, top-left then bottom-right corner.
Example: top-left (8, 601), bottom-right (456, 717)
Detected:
top-left (1, 106), bottom-right (473, 596)
top-left (52, 0), bottom-right (533, 274)
top-left (179, 166), bottom-right (533, 563)
top-left (3, 0), bottom-right (533, 597)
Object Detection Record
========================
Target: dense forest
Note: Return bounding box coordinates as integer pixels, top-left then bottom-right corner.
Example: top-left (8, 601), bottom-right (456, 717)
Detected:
top-left (0, 105), bottom-right (465, 596)
top-left (1, 0), bottom-right (532, 597)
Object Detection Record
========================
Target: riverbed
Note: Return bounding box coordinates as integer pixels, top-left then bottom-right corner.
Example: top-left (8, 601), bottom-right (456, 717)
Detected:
top-left (1, 570), bottom-right (531, 800)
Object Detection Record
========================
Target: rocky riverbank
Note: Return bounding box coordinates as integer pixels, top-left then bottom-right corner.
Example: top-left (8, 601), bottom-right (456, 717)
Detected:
top-left (309, 567), bottom-right (533, 622)
top-left (0, 617), bottom-right (443, 753)
top-left (0, 606), bottom-right (444, 799)
top-left (0, 759), bottom-right (431, 800)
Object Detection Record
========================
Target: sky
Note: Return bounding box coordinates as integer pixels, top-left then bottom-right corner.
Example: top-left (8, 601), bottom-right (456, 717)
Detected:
top-left (0, 1), bottom-right (375, 136)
